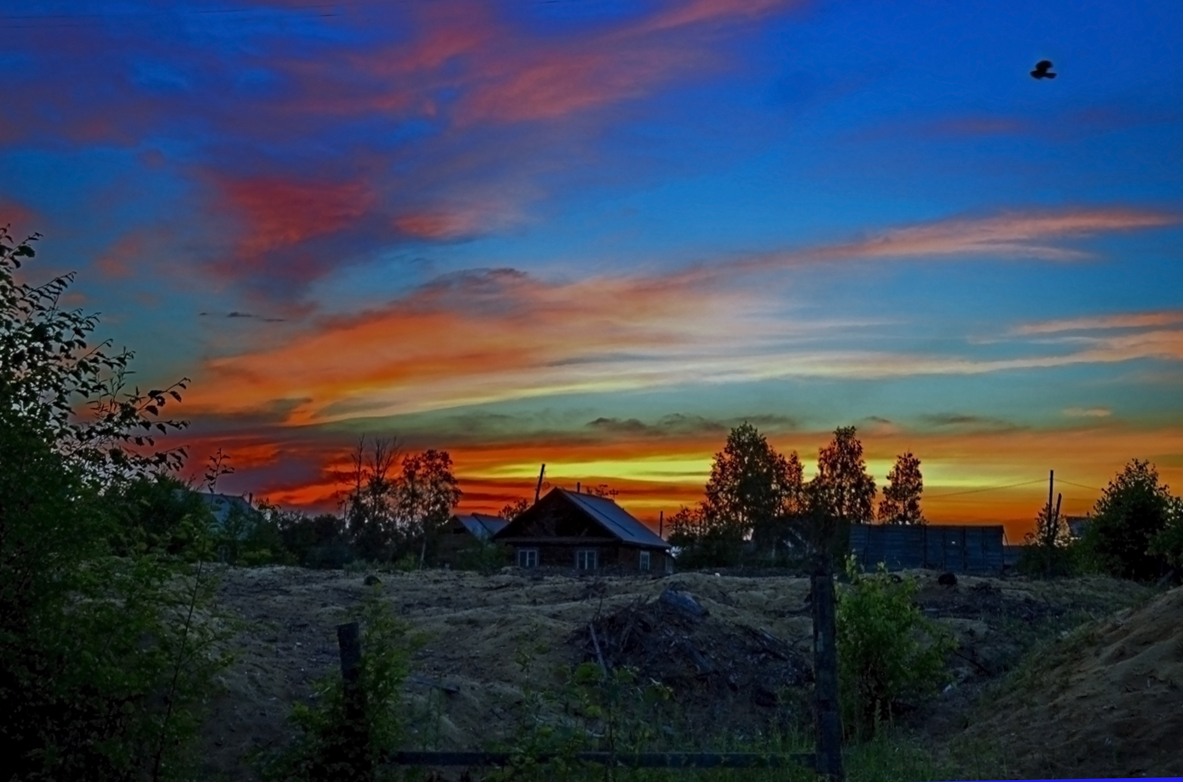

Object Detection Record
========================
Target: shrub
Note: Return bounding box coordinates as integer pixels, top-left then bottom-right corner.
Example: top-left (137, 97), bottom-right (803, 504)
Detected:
top-left (835, 556), bottom-right (955, 739)
top-left (456, 540), bottom-right (511, 573)
top-left (2, 229), bottom-right (229, 781)
top-left (257, 589), bottom-right (420, 782)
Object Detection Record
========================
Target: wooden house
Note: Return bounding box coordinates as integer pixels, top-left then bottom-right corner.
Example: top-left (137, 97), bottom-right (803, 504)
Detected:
top-left (493, 488), bottom-right (672, 574)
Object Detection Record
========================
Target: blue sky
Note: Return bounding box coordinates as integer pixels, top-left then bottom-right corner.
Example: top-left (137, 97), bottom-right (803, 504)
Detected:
top-left (2, 0), bottom-right (1181, 535)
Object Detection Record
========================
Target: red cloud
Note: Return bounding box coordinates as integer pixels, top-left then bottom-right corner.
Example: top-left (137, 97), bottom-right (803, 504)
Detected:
top-left (221, 176), bottom-right (375, 257)
top-left (94, 231), bottom-right (147, 279)
top-left (0, 199), bottom-right (42, 236)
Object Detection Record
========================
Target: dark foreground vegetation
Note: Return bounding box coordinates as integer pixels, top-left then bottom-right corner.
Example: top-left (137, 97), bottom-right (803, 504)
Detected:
top-left (3, 229), bottom-right (1181, 780)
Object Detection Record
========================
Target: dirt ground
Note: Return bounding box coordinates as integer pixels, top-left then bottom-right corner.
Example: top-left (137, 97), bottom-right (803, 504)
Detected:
top-left (194, 565), bottom-right (1165, 780)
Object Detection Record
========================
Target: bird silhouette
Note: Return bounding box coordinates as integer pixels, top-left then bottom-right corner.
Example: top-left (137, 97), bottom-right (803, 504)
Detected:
top-left (1031, 60), bottom-right (1056, 79)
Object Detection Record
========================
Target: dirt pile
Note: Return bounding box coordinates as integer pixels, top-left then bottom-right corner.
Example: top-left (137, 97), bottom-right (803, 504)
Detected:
top-left (957, 585), bottom-right (1183, 779)
top-left (571, 587), bottom-right (812, 739)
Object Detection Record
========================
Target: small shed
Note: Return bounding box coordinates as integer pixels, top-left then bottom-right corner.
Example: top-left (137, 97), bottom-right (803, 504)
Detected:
top-left (437, 512), bottom-right (509, 566)
top-left (849, 523), bottom-right (1005, 574)
top-left (493, 488), bottom-right (672, 574)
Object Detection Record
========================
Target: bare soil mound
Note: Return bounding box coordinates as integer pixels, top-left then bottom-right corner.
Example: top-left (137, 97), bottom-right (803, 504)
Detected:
top-left (571, 587), bottom-right (813, 740)
top-left (956, 585), bottom-right (1183, 780)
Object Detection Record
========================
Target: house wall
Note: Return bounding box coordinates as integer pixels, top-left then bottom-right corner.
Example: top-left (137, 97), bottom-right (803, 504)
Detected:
top-left (508, 542), bottom-right (671, 574)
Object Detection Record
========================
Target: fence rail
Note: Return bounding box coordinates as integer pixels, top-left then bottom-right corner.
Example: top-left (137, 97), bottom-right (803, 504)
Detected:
top-left (386, 751), bottom-right (816, 769)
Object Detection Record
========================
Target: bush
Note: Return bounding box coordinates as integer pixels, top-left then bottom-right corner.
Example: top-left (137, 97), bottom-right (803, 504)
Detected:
top-left (1080, 459), bottom-right (1175, 581)
top-left (257, 589), bottom-right (420, 782)
top-left (456, 541), bottom-right (510, 573)
top-left (2, 229), bottom-right (229, 780)
top-left (835, 556), bottom-right (955, 739)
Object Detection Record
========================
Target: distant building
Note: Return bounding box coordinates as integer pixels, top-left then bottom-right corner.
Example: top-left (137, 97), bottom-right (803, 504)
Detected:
top-left (1066, 515), bottom-right (1092, 540)
top-left (437, 512), bottom-right (509, 566)
top-left (199, 491), bottom-right (255, 528)
top-left (494, 488), bottom-right (673, 574)
top-left (849, 523), bottom-right (1005, 574)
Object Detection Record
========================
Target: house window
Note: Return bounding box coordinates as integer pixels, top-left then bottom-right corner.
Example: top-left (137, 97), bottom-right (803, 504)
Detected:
top-left (576, 549), bottom-right (598, 571)
top-left (517, 548), bottom-right (538, 568)
top-left (639, 551), bottom-right (651, 572)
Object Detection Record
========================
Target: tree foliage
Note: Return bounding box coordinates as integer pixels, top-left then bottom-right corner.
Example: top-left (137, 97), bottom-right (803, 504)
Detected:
top-left (810, 426), bottom-right (876, 524)
top-left (1080, 459), bottom-right (1175, 581)
top-left (1149, 495), bottom-right (1183, 579)
top-left (500, 498), bottom-right (532, 521)
top-left (1, 229), bottom-right (189, 481)
top-left (1, 228), bottom-right (226, 780)
top-left (877, 451), bottom-right (924, 525)
top-left (1018, 492), bottom-right (1074, 577)
top-left (836, 556), bottom-right (955, 739)
top-left (703, 422), bottom-right (803, 539)
top-left (341, 437), bottom-right (462, 564)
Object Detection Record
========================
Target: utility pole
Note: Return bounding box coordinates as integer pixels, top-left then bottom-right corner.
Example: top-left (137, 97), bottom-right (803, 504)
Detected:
top-left (658, 510), bottom-right (664, 538)
top-left (1048, 469), bottom-right (1054, 515)
top-left (535, 464), bottom-right (546, 503)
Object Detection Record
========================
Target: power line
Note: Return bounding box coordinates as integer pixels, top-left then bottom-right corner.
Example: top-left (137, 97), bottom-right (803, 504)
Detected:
top-left (1058, 479), bottom-right (1104, 492)
top-left (925, 478), bottom-right (1045, 499)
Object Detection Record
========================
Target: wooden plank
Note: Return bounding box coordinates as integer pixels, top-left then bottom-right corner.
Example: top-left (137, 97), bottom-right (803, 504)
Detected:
top-left (812, 568), bottom-right (844, 781)
top-left (336, 621), bottom-right (372, 782)
top-left (385, 751), bottom-right (816, 769)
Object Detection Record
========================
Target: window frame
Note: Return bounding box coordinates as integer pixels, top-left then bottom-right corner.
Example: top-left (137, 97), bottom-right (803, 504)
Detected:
top-left (575, 548), bottom-right (598, 571)
top-left (517, 548), bottom-right (539, 568)
top-left (638, 550), bottom-right (651, 572)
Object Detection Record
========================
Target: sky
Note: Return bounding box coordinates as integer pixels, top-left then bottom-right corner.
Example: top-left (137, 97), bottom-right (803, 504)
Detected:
top-left (2, 0), bottom-right (1181, 541)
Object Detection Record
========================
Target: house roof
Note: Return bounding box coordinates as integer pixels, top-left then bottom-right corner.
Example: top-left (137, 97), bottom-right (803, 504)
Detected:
top-left (454, 513), bottom-right (508, 540)
top-left (198, 492), bottom-right (254, 525)
top-left (555, 489), bottom-right (671, 549)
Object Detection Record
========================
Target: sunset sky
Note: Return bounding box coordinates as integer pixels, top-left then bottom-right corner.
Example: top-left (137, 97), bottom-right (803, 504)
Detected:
top-left (2, 0), bottom-right (1181, 541)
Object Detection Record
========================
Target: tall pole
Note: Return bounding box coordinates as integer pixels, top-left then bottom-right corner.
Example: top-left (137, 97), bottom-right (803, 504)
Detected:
top-left (1048, 469), bottom-right (1054, 515)
top-left (659, 510), bottom-right (664, 538)
top-left (535, 463), bottom-right (546, 503)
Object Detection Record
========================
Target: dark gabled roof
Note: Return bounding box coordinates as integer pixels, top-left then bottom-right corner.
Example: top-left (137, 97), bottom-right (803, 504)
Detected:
top-left (454, 513), bottom-right (508, 540)
top-left (555, 489), bottom-right (671, 549)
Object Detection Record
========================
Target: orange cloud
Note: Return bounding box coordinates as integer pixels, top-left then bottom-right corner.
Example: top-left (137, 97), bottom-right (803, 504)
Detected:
top-left (184, 267), bottom-right (773, 422)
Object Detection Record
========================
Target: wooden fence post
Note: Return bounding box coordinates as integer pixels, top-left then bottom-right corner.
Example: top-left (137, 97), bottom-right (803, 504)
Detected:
top-left (812, 566), bottom-right (844, 782)
top-left (337, 621), bottom-right (373, 782)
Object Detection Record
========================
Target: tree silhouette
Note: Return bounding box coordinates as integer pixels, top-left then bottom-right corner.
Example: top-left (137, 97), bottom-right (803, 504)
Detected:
top-left (399, 449), bottom-right (462, 566)
top-left (1081, 459), bottom-right (1174, 581)
top-left (499, 498), bottom-right (531, 521)
top-left (809, 426), bottom-right (876, 524)
top-left (704, 422), bottom-right (803, 540)
top-left (878, 451), bottom-right (925, 525)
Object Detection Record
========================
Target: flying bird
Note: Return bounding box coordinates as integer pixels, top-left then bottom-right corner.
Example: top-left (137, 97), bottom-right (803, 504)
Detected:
top-left (1030, 60), bottom-right (1056, 79)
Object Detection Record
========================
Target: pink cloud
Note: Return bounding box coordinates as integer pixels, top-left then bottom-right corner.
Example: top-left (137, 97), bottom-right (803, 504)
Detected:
top-left (1014, 311), bottom-right (1183, 335)
top-left (715, 207), bottom-right (1182, 278)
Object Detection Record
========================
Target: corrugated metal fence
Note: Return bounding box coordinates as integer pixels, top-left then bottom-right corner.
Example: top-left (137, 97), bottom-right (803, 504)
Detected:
top-left (849, 524), bottom-right (1004, 574)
